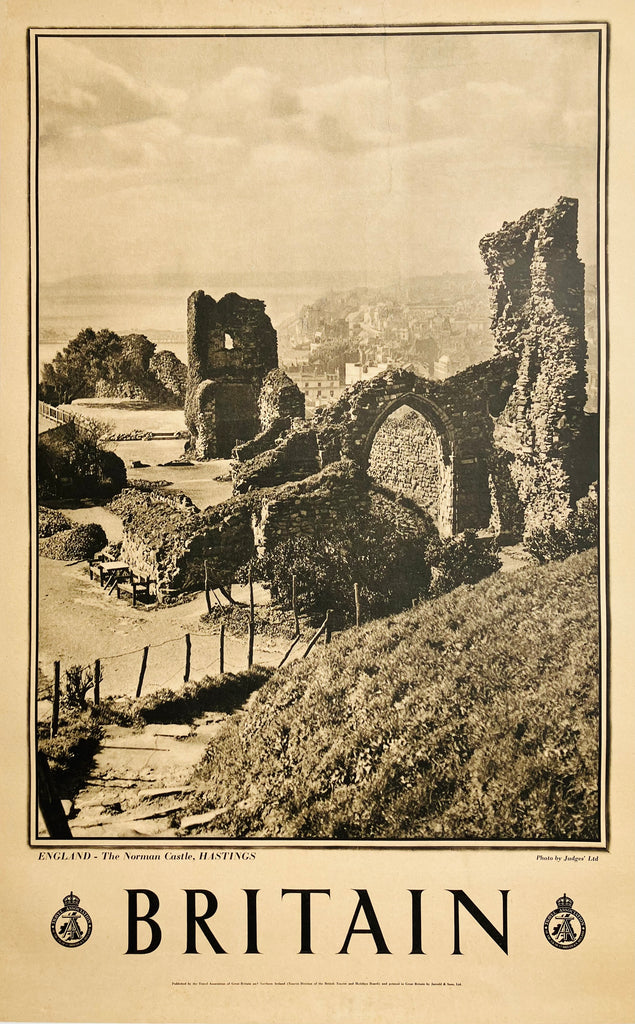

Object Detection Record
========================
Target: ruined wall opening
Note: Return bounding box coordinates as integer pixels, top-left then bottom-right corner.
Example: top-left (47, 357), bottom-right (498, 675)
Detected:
top-left (365, 396), bottom-right (455, 536)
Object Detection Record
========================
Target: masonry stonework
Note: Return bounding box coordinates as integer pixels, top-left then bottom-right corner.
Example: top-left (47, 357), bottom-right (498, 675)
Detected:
top-left (118, 198), bottom-right (598, 595)
top-left (230, 197), bottom-right (595, 540)
top-left (232, 359), bottom-right (517, 537)
top-left (367, 409), bottom-right (443, 521)
top-left (114, 461), bottom-right (365, 601)
top-left (480, 196), bottom-right (590, 534)
top-left (184, 291), bottom-right (278, 459)
top-left (258, 368), bottom-right (305, 431)
top-left (149, 350), bottom-right (187, 404)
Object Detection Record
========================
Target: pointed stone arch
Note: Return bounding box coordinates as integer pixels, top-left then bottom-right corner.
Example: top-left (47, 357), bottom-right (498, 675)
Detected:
top-left (362, 392), bottom-right (457, 536)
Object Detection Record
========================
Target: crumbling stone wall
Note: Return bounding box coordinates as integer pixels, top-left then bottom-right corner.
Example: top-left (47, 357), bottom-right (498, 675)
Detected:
top-left (95, 377), bottom-right (177, 404)
top-left (113, 486), bottom-right (257, 600)
top-left (95, 379), bottom-right (147, 400)
top-left (367, 409), bottom-right (443, 521)
top-left (232, 359), bottom-right (517, 536)
top-left (231, 368), bottom-right (307, 468)
top-left (258, 368), bottom-right (305, 431)
top-left (112, 461), bottom-right (365, 600)
top-left (184, 291), bottom-right (278, 459)
top-left (93, 348), bottom-right (186, 406)
top-left (149, 350), bottom-right (187, 404)
top-left (480, 196), bottom-right (590, 534)
top-left (114, 197), bottom-right (597, 592)
top-left (255, 460), bottom-right (366, 551)
top-left (232, 426), bottom-right (321, 492)
top-left (229, 197), bottom-right (596, 541)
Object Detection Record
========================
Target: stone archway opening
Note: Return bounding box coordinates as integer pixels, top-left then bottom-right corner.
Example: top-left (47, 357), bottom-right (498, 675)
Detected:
top-left (366, 397), bottom-right (454, 536)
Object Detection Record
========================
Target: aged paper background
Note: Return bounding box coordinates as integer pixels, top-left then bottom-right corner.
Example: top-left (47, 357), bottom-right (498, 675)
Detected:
top-left (1, 1), bottom-right (633, 1022)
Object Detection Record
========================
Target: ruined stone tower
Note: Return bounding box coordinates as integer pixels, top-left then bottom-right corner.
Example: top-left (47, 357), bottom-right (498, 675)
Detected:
top-left (480, 196), bottom-right (590, 535)
top-left (184, 291), bottom-right (279, 459)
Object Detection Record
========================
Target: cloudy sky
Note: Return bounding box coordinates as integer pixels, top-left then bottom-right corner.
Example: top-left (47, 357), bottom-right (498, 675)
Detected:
top-left (37, 29), bottom-right (600, 328)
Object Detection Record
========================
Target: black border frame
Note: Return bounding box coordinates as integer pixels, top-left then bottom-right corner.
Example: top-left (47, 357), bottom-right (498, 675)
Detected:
top-left (29, 21), bottom-right (610, 850)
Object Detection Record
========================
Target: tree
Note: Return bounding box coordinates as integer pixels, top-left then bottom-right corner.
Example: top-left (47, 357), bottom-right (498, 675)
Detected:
top-left (38, 328), bottom-right (156, 405)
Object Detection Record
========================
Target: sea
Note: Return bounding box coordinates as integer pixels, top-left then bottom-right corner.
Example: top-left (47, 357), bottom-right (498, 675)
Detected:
top-left (37, 279), bottom-right (329, 371)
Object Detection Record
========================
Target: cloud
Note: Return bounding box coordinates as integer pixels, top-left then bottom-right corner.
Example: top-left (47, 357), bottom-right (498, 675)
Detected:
top-left (417, 79), bottom-right (539, 133)
top-left (36, 36), bottom-right (599, 290)
top-left (416, 76), bottom-right (597, 158)
top-left (38, 39), bottom-right (184, 142)
top-left (297, 75), bottom-right (404, 153)
top-left (39, 114), bottom-right (244, 189)
top-left (186, 66), bottom-right (300, 143)
top-left (186, 68), bottom-right (409, 155)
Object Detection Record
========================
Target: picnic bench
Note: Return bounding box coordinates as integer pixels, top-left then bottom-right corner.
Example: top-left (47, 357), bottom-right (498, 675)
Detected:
top-left (89, 560), bottom-right (131, 588)
top-left (89, 560), bottom-right (156, 605)
top-left (115, 574), bottom-right (156, 607)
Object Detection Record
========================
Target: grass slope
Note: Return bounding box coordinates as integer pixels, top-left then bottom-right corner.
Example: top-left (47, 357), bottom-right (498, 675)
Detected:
top-left (186, 549), bottom-right (600, 841)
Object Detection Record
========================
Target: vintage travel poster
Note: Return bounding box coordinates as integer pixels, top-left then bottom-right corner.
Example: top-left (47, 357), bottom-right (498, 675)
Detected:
top-left (0, 1), bottom-right (633, 1022)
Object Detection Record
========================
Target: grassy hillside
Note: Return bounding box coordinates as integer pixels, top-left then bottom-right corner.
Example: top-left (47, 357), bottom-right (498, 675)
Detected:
top-left (185, 549), bottom-right (600, 841)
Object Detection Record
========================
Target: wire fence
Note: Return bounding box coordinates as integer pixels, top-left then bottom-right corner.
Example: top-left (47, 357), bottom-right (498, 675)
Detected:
top-left (37, 627), bottom-right (277, 713)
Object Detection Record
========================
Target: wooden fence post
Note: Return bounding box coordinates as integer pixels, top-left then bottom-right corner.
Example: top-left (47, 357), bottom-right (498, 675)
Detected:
top-left (324, 608), bottom-right (332, 645)
top-left (354, 582), bottom-right (361, 628)
top-left (302, 612), bottom-right (331, 659)
top-left (247, 623), bottom-right (255, 669)
top-left (247, 568), bottom-right (255, 669)
top-left (204, 560), bottom-right (212, 615)
top-left (184, 634), bottom-right (191, 683)
top-left (93, 659), bottom-right (100, 707)
top-left (51, 661), bottom-right (60, 738)
top-left (278, 632), bottom-right (302, 669)
top-left (219, 624), bottom-right (225, 674)
top-left (136, 646), bottom-right (149, 699)
top-left (292, 574), bottom-right (299, 635)
top-left (218, 584), bottom-right (236, 605)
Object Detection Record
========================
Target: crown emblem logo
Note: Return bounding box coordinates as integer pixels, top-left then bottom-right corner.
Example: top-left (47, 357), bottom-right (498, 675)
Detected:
top-left (544, 892), bottom-right (586, 950)
top-left (51, 892), bottom-right (92, 948)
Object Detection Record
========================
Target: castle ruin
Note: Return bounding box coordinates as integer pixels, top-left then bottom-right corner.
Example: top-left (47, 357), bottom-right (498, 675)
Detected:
top-left (479, 196), bottom-right (593, 533)
top-left (120, 197), bottom-right (598, 599)
top-left (184, 291), bottom-right (279, 459)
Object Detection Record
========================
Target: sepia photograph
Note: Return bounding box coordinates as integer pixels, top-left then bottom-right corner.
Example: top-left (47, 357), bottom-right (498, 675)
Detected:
top-left (33, 24), bottom-right (606, 845)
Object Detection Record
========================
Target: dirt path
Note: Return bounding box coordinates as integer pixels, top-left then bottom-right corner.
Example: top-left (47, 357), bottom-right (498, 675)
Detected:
top-left (39, 557), bottom-right (289, 701)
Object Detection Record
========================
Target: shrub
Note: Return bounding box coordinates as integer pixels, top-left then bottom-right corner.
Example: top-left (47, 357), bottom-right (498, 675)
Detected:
top-left (427, 530), bottom-right (501, 597)
top-left (525, 484), bottom-right (599, 564)
top-left (241, 495), bottom-right (435, 627)
top-left (38, 507), bottom-right (73, 538)
top-left (38, 710), bottom-right (102, 799)
top-left (99, 668), bottom-right (273, 728)
top-left (38, 327), bottom-right (158, 405)
top-left (39, 522), bottom-right (108, 560)
top-left (62, 665), bottom-right (94, 711)
top-left (200, 604), bottom-right (305, 641)
top-left (38, 420), bottom-right (126, 500)
top-left (102, 540), bottom-right (122, 561)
